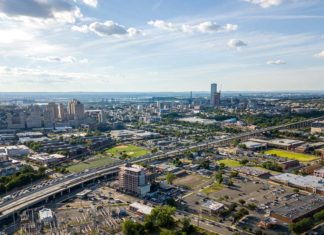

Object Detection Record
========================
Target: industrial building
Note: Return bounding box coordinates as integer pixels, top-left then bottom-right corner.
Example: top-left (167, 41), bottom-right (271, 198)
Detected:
top-left (28, 153), bottom-right (66, 166)
top-left (270, 195), bottom-right (324, 223)
top-left (250, 138), bottom-right (304, 150)
top-left (270, 173), bottom-right (324, 195)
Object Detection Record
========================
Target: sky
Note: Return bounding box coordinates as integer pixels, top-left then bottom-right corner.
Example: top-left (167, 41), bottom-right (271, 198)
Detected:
top-left (0, 0), bottom-right (323, 92)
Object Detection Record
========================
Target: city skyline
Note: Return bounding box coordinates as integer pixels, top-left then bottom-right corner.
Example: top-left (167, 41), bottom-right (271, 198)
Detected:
top-left (0, 0), bottom-right (324, 92)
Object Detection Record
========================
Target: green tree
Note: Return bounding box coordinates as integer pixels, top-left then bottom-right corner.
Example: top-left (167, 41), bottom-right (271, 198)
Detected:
top-left (145, 205), bottom-right (176, 228)
top-left (166, 172), bottom-right (176, 185)
top-left (181, 218), bottom-right (195, 233)
top-left (165, 198), bottom-right (177, 207)
top-left (215, 172), bottom-right (223, 184)
top-left (230, 171), bottom-right (239, 177)
top-left (121, 220), bottom-right (145, 235)
top-left (313, 210), bottom-right (324, 222)
top-left (289, 218), bottom-right (313, 234)
top-left (239, 199), bottom-right (246, 205)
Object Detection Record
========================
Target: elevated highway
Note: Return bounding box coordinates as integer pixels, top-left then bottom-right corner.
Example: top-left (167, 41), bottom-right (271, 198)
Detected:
top-left (0, 116), bottom-right (322, 221)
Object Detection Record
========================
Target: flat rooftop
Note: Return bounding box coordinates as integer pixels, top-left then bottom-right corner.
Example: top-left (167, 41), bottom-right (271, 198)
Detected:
top-left (271, 194), bottom-right (324, 221)
top-left (270, 173), bottom-right (324, 190)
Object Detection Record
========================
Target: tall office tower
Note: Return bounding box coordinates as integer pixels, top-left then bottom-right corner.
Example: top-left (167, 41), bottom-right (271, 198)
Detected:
top-left (210, 83), bottom-right (221, 107)
top-left (210, 83), bottom-right (217, 103)
top-left (57, 103), bottom-right (66, 121)
top-left (26, 106), bottom-right (42, 128)
top-left (68, 99), bottom-right (85, 120)
top-left (47, 102), bottom-right (59, 120)
top-left (118, 164), bottom-right (151, 197)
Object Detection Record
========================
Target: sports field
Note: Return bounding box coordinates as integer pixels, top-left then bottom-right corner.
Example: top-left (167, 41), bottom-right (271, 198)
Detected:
top-left (216, 159), bottom-right (241, 167)
top-left (67, 156), bottom-right (115, 173)
top-left (265, 149), bottom-right (319, 162)
top-left (104, 145), bottom-right (150, 158)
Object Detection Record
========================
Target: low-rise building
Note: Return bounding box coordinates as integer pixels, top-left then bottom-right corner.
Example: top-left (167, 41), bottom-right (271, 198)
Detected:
top-left (129, 202), bottom-right (153, 216)
top-left (250, 138), bottom-right (304, 150)
top-left (311, 120), bottom-right (324, 134)
top-left (0, 153), bottom-right (20, 176)
top-left (28, 153), bottom-right (66, 166)
top-left (0, 145), bottom-right (30, 157)
top-left (270, 195), bottom-right (324, 223)
top-left (201, 200), bottom-right (225, 216)
top-left (314, 167), bottom-right (324, 178)
top-left (270, 173), bottom-right (324, 195)
top-left (279, 160), bottom-right (300, 170)
top-left (234, 166), bottom-right (271, 178)
top-left (39, 208), bottom-right (54, 224)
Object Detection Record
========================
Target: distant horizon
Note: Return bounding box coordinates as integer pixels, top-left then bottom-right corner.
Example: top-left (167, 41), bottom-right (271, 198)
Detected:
top-left (0, 90), bottom-right (324, 93)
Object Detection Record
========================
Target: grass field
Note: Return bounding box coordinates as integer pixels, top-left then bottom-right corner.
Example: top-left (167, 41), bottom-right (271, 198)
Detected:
top-left (201, 183), bottom-right (224, 195)
top-left (173, 173), bottom-right (208, 190)
top-left (67, 156), bottom-right (115, 173)
top-left (216, 159), bottom-right (241, 167)
top-left (104, 145), bottom-right (150, 158)
top-left (265, 149), bottom-right (319, 162)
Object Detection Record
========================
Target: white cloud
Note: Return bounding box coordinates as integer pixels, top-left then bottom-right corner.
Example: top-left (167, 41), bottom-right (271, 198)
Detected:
top-left (244, 0), bottom-right (283, 8)
top-left (314, 50), bottom-right (324, 57)
top-left (0, 29), bottom-right (34, 43)
top-left (148, 20), bottom-right (238, 34)
top-left (28, 55), bottom-right (88, 64)
top-left (227, 39), bottom-right (248, 49)
top-left (223, 24), bottom-right (239, 32)
top-left (83, 0), bottom-right (98, 8)
top-left (71, 25), bottom-right (88, 33)
top-left (148, 20), bottom-right (177, 31)
top-left (0, 0), bottom-right (82, 24)
top-left (266, 59), bottom-right (286, 65)
top-left (73, 21), bottom-right (141, 37)
top-left (127, 27), bottom-right (142, 37)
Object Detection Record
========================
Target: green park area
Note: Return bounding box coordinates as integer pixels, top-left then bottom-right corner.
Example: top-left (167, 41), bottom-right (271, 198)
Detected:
top-left (67, 145), bottom-right (149, 173)
top-left (67, 156), bottom-right (115, 173)
top-left (216, 159), bottom-right (241, 167)
top-left (265, 149), bottom-right (319, 162)
top-left (104, 145), bottom-right (150, 158)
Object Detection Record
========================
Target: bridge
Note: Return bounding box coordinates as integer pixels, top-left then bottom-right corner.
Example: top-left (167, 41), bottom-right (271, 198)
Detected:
top-left (0, 116), bottom-right (323, 221)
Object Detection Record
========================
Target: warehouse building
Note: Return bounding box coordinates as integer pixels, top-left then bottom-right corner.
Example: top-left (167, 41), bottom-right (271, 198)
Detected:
top-left (270, 195), bottom-right (324, 223)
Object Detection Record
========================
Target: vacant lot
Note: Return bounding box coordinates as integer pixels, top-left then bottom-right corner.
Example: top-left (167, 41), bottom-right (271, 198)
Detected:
top-left (173, 173), bottom-right (209, 190)
top-left (201, 183), bottom-right (224, 195)
top-left (67, 156), bottom-right (115, 173)
top-left (265, 149), bottom-right (319, 162)
top-left (104, 145), bottom-right (150, 158)
top-left (216, 159), bottom-right (241, 167)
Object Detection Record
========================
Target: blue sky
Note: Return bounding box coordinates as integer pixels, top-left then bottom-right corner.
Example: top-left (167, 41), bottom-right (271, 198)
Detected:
top-left (0, 0), bottom-right (323, 92)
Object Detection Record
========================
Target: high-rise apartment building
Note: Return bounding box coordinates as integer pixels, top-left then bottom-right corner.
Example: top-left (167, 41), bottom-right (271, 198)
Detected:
top-left (47, 102), bottom-right (59, 120)
top-left (57, 103), bottom-right (66, 121)
top-left (68, 99), bottom-right (85, 121)
top-left (119, 164), bottom-right (151, 197)
top-left (26, 106), bottom-right (42, 128)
